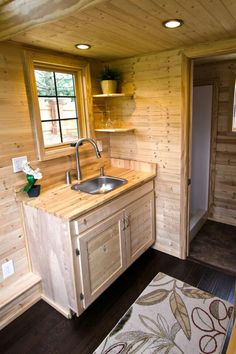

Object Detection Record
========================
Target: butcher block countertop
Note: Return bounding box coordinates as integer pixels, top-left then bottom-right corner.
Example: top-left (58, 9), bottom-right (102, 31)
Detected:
top-left (20, 159), bottom-right (156, 221)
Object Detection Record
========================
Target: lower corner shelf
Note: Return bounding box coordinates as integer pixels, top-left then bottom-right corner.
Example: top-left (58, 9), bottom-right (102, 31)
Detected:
top-left (94, 128), bottom-right (135, 133)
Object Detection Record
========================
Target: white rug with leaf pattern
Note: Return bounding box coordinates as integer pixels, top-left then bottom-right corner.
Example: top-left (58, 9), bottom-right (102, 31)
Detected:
top-left (94, 273), bottom-right (233, 354)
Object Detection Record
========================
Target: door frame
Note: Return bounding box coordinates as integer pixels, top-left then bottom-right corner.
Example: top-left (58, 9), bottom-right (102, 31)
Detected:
top-left (180, 40), bottom-right (236, 259)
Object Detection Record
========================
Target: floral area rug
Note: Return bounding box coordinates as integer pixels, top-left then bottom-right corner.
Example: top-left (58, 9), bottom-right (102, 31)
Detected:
top-left (94, 273), bottom-right (233, 354)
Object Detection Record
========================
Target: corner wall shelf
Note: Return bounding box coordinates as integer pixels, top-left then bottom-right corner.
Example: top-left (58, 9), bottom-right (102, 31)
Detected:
top-left (93, 93), bottom-right (133, 98)
top-left (94, 128), bottom-right (135, 133)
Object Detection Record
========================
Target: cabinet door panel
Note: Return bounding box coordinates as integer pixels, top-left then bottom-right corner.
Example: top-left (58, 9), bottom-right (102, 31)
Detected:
top-left (126, 192), bottom-right (155, 265)
top-left (77, 211), bottom-right (125, 308)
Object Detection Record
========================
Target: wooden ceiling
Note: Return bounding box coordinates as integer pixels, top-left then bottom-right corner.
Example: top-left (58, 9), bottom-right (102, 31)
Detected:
top-left (3, 0), bottom-right (236, 60)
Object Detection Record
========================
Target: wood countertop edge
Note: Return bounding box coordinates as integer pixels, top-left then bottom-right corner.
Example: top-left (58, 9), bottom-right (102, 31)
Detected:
top-left (20, 169), bottom-right (156, 221)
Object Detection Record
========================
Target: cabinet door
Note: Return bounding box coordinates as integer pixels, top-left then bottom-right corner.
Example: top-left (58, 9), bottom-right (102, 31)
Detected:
top-left (125, 192), bottom-right (155, 266)
top-left (77, 211), bottom-right (126, 308)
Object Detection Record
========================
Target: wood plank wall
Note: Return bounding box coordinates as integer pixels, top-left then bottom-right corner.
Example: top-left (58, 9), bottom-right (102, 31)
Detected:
top-left (194, 61), bottom-right (236, 226)
top-left (95, 50), bottom-right (184, 257)
top-left (0, 42), bottom-right (108, 291)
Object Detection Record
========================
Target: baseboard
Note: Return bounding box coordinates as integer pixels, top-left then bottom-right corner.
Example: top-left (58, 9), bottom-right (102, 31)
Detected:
top-left (190, 210), bottom-right (208, 242)
top-left (208, 216), bottom-right (236, 227)
top-left (152, 243), bottom-right (180, 259)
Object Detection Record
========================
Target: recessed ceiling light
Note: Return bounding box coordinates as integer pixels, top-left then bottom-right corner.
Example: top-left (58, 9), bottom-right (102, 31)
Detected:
top-left (162, 19), bottom-right (184, 29)
top-left (75, 43), bottom-right (91, 50)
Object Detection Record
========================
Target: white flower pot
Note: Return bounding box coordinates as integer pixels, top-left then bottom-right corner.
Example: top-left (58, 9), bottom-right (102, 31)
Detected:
top-left (101, 80), bottom-right (117, 94)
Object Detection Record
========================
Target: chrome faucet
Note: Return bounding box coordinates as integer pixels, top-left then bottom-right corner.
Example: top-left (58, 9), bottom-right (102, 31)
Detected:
top-left (73, 138), bottom-right (101, 182)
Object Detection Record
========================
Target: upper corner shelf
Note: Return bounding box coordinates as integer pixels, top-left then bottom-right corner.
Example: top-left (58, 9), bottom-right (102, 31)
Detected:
top-left (92, 93), bottom-right (133, 98)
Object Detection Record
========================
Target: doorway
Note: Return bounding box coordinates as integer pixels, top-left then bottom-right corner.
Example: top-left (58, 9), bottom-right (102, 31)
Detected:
top-left (189, 84), bottom-right (213, 242)
top-left (187, 56), bottom-right (236, 274)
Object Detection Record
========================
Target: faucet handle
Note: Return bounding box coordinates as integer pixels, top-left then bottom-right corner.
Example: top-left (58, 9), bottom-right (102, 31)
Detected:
top-left (100, 166), bottom-right (105, 176)
top-left (65, 170), bottom-right (72, 184)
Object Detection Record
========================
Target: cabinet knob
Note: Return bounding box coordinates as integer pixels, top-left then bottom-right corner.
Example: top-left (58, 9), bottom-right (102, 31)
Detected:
top-left (65, 170), bottom-right (72, 184)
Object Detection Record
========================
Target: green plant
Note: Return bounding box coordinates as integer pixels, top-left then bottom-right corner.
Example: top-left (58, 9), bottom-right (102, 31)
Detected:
top-left (100, 65), bottom-right (121, 81)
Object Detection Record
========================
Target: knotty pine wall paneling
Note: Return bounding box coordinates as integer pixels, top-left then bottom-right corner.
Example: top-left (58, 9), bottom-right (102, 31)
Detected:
top-left (100, 50), bottom-right (184, 258)
top-left (194, 61), bottom-right (236, 226)
top-left (0, 43), bottom-right (35, 289)
top-left (0, 42), bottom-right (108, 294)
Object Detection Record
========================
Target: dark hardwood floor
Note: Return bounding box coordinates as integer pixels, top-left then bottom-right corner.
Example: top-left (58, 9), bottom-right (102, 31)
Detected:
top-left (1, 249), bottom-right (235, 354)
top-left (189, 220), bottom-right (236, 275)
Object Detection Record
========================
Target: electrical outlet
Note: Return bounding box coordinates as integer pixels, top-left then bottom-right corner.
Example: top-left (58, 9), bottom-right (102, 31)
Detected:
top-left (12, 156), bottom-right (28, 173)
top-left (2, 260), bottom-right (14, 279)
top-left (96, 140), bottom-right (103, 152)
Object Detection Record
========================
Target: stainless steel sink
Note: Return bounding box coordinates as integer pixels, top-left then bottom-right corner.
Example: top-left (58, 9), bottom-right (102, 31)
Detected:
top-left (71, 176), bottom-right (127, 194)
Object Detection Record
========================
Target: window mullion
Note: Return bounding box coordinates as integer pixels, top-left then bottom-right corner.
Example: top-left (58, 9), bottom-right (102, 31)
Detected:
top-left (53, 72), bottom-right (63, 143)
top-left (73, 74), bottom-right (80, 137)
top-left (41, 118), bottom-right (77, 122)
top-left (38, 95), bottom-right (76, 98)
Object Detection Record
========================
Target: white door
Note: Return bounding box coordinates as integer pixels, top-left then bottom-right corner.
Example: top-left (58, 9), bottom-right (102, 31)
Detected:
top-left (190, 85), bottom-right (212, 241)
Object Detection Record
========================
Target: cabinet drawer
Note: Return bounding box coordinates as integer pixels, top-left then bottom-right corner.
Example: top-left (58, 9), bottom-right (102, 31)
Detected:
top-left (70, 180), bottom-right (153, 236)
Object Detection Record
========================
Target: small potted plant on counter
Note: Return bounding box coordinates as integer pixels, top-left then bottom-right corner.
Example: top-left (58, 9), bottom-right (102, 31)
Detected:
top-left (22, 162), bottom-right (43, 197)
top-left (100, 65), bottom-right (121, 94)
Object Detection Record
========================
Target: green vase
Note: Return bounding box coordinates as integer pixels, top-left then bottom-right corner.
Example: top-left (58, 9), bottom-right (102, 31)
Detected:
top-left (23, 174), bottom-right (36, 193)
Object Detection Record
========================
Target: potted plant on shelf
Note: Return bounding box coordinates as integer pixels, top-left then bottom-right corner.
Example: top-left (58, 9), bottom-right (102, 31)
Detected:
top-left (100, 65), bottom-right (121, 94)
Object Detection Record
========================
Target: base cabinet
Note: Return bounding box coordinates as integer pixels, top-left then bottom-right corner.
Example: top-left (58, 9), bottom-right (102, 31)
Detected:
top-left (74, 190), bottom-right (155, 309)
top-left (24, 181), bottom-right (155, 318)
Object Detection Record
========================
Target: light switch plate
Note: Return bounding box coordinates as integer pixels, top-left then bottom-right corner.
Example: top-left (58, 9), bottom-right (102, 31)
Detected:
top-left (2, 260), bottom-right (14, 279)
top-left (12, 156), bottom-right (28, 173)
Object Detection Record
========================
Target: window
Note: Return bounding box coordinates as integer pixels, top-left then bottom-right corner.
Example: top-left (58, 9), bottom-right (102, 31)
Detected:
top-left (34, 69), bottom-right (79, 146)
top-left (24, 51), bottom-right (91, 160)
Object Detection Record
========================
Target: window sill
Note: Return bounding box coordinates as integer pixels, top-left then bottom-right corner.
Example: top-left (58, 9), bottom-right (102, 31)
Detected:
top-left (42, 145), bottom-right (76, 161)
